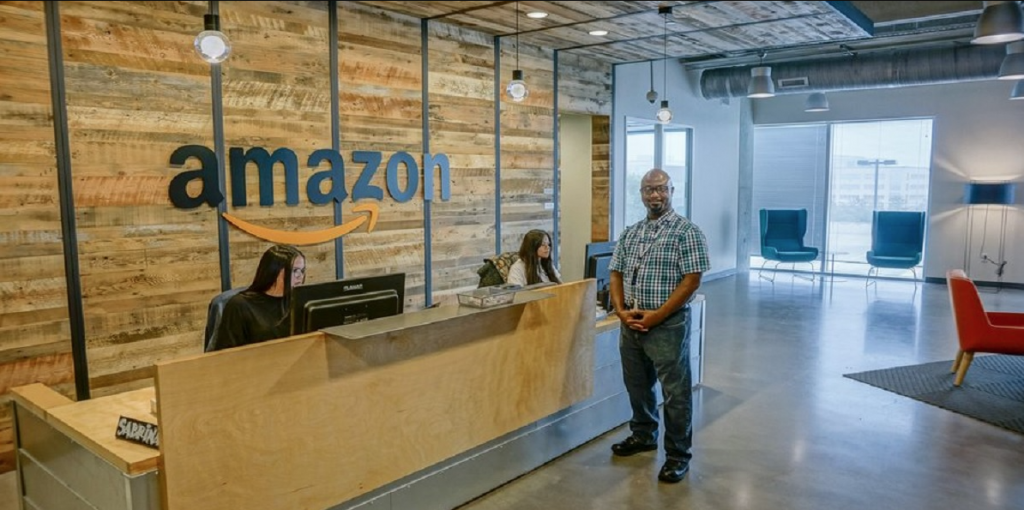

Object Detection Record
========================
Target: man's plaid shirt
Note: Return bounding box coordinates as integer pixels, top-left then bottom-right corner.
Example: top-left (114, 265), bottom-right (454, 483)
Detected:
top-left (610, 211), bottom-right (711, 311)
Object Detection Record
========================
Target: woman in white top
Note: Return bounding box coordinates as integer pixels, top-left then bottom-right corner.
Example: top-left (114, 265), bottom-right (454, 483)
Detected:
top-left (507, 229), bottom-right (562, 287)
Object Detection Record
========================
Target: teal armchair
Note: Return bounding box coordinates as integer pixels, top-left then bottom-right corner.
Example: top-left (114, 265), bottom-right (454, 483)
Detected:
top-left (866, 211), bottom-right (925, 285)
top-left (758, 209), bottom-right (819, 281)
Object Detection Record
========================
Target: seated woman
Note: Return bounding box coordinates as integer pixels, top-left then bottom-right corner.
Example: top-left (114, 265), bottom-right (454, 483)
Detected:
top-left (209, 244), bottom-right (306, 351)
top-left (507, 229), bottom-right (562, 287)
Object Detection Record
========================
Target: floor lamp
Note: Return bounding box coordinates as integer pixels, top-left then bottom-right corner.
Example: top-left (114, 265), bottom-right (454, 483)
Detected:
top-left (963, 182), bottom-right (1017, 289)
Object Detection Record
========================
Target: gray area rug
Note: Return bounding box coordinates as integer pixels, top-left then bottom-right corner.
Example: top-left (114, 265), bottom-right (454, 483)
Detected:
top-left (844, 355), bottom-right (1024, 434)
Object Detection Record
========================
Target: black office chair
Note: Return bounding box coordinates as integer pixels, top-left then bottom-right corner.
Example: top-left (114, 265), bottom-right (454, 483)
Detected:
top-left (204, 287), bottom-right (245, 352)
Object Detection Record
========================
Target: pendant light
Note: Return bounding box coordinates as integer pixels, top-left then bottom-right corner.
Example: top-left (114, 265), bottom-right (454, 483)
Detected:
top-left (1011, 79), bottom-right (1024, 99)
top-left (655, 8), bottom-right (673, 124)
top-left (646, 61), bottom-right (658, 104)
top-left (804, 92), bottom-right (830, 112)
top-left (747, 52), bottom-right (775, 98)
top-left (194, 6), bottom-right (231, 64)
top-left (506, 1), bottom-right (529, 102)
top-left (972, 1), bottom-right (1024, 45)
top-left (999, 41), bottom-right (1024, 79)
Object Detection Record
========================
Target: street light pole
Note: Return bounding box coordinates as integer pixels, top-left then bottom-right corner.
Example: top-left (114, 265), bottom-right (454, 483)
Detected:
top-left (857, 159), bottom-right (897, 210)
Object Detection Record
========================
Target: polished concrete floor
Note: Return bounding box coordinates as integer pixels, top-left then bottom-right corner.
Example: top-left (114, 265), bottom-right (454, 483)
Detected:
top-left (458, 273), bottom-right (1024, 510)
top-left (2, 274), bottom-right (1023, 510)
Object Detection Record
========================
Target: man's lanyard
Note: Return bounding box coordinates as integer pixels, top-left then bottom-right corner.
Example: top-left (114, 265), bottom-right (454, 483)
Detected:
top-left (629, 216), bottom-right (669, 307)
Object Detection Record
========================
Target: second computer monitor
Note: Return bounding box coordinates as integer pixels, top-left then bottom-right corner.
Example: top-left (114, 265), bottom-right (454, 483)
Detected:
top-left (584, 241), bottom-right (616, 311)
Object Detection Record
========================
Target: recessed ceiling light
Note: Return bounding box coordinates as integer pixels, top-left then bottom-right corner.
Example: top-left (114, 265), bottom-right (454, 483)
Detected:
top-left (526, 11), bottom-right (548, 19)
top-left (589, 29), bottom-right (609, 36)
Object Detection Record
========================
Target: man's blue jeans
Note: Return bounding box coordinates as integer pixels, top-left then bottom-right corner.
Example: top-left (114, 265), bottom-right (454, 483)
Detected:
top-left (618, 307), bottom-right (692, 463)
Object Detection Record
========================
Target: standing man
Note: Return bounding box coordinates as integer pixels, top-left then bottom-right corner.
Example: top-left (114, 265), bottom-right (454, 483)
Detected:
top-left (608, 168), bottom-right (710, 483)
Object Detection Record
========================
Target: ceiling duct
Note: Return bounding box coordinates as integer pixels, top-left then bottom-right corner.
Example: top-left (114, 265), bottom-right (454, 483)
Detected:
top-left (699, 44), bottom-right (1007, 99)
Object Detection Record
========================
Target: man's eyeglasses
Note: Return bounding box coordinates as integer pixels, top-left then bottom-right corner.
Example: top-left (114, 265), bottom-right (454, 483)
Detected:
top-left (640, 185), bottom-right (672, 196)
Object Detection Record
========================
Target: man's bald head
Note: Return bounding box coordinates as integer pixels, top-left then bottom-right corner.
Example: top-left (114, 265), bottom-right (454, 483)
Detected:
top-left (640, 169), bottom-right (674, 220)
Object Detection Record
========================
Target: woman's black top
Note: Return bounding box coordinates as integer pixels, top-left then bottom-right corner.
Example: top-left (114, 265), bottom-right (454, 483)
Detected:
top-left (210, 291), bottom-right (289, 351)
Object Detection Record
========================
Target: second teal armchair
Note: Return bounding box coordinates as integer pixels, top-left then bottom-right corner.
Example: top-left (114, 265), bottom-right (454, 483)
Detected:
top-left (866, 211), bottom-right (926, 285)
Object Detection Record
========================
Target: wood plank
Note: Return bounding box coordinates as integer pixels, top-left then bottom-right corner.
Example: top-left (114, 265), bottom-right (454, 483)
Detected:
top-left (156, 280), bottom-right (594, 510)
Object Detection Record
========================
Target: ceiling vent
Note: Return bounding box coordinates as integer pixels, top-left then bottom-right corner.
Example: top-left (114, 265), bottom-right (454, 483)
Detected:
top-left (777, 77), bottom-right (810, 89)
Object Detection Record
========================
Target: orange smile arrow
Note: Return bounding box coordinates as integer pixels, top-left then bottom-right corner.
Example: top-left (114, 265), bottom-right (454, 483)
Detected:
top-left (222, 203), bottom-right (380, 246)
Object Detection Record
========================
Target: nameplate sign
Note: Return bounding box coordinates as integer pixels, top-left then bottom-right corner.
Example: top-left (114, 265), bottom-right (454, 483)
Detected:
top-left (115, 416), bottom-right (160, 450)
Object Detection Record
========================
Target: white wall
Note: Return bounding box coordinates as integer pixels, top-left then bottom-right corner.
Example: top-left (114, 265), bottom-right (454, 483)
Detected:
top-left (559, 114), bottom-right (593, 282)
top-left (754, 80), bottom-right (1024, 284)
top-left (613, 59), bottom-right (742, 277)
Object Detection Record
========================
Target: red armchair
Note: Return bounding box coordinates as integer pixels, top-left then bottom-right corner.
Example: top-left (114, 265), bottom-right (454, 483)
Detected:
top-left (946, 269), bottom-right (1024, 386)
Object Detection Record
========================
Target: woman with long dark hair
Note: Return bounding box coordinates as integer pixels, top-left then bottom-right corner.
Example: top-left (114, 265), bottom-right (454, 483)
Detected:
top-left (507, 229), bottom-right (562, 287)
top-left (210, 244), bottom-right (306, 351)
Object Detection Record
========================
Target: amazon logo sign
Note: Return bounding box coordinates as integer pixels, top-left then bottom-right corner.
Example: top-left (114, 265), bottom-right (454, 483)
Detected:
top-left (168, 145), bottom-right (450, 245)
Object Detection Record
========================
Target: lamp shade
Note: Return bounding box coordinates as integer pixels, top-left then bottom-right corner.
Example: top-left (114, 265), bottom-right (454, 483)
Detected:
top-left (1011, 79), bottom-right (1024, 99)
top-left (965, 182), bottom-right (1017, 205)
top-left (972, 1), bottom-right (1024, 44)
top-left (999, 41), bottom-right (1024, 79)
top-left (747, 66), bottom-right (775, 98)
top-left (804, 92), bottom-right (829, 112)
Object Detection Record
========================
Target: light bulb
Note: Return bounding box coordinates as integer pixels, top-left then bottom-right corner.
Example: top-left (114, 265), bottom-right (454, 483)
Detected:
top-left (194, 14), bottom-right (231, 63)
top-left (656, 100), bottom-right (673, 124)
top-left (646, 89), bottom-right (658, 104)
top-left (506, 69), bottom-right (529, 102)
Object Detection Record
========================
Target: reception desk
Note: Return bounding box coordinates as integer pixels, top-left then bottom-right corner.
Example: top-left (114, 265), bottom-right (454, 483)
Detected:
top-left (11, 282), bottom-right (705, 510)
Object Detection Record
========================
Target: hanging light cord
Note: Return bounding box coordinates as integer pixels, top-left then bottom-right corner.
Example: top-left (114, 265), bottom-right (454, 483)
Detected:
top-left (663, 11), bottom-right (671, 99)
top-left (650, 60), bottom-right (654, 90)
top-left (515, 1), bottom-right (520, 68)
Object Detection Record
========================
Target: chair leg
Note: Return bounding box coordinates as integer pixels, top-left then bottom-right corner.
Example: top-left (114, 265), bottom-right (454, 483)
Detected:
top-left (954, 352), bottom-right (974, 387)
top-left (758, 260), bottom-right (776, 282)
top-left (865, 267), bottom-right (877, 287)
top-left (794, 262), bottom-right (814, 281)
top-left (951, 349), bottom-right (964, 373)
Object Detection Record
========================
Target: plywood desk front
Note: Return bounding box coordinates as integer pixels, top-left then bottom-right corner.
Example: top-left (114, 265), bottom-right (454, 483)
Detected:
top-left (154, 280), bottom-right (595, 510)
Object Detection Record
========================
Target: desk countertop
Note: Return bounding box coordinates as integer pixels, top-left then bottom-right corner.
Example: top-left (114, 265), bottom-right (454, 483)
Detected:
top-left (12, 383), bottom-right (160, 475)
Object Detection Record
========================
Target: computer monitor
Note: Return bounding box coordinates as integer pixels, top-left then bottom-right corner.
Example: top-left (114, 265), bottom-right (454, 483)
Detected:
top-left (290, 273), bottom-right (406, 335)
top-left (584, 241), bottom-right (616, 311)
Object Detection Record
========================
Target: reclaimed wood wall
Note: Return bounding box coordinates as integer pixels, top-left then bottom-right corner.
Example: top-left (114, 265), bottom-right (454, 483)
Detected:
top-left (0, 0), bottom-right (69, 472)
top-left (220, 1), bottom-right (340, 293)
top-left (0, 0), bottom-right (611, 473)
top-left (339, 4), bottom-right (426, 305)
top-left (59, 0), bottom-right (219, 399)
top-left (591, 115), bottom-right (610, 242)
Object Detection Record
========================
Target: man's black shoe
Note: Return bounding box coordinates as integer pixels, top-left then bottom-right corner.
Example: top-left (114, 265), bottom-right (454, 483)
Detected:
top-left (658, 459), bottom-right (689, 483)
top-left (610, 436), bottom-right (657, 457)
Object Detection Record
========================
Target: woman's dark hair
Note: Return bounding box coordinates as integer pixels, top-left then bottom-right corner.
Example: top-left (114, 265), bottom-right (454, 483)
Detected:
top-left (518, 229), bottom-right (561, 285)
top-left (248, 244), bottom-right (305, 307)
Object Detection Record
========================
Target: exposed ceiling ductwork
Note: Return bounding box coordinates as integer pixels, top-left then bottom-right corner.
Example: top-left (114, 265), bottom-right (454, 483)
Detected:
top-left (699, 44), bottom-right (1007, 99)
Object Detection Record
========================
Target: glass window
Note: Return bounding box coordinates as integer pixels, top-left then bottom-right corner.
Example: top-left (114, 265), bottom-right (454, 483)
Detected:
top-left (623, 118), bottom-right (692, 229)
top-left (750, 124), bottom-right (829, 272)
top-left (828, 119), bottom-right (933, 276)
